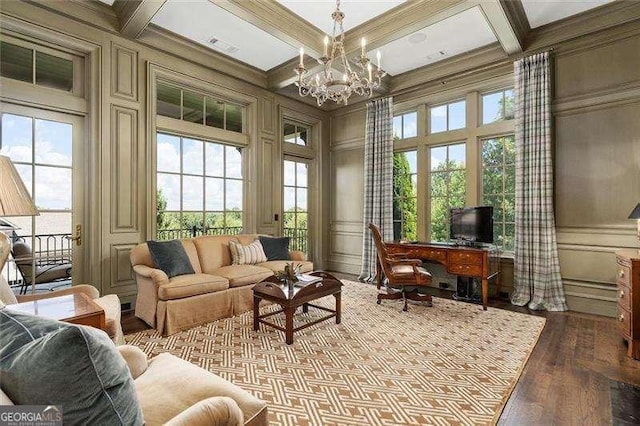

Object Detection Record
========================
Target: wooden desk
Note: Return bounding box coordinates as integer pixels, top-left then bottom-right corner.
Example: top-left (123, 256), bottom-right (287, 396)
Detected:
top-left (8, 293), bottom-right (106, 330)
top-left (383, 242), bottom-right (500, 310)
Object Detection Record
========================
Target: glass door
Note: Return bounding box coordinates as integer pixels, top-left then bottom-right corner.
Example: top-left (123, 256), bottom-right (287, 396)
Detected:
top-left (283, 158), bottom-right (308, 253)
top-left (0, 104), bottom-right (84, 294)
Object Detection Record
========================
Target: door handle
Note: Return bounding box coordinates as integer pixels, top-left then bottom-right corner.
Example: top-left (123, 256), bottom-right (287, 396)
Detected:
top-left (66, 224), bottom-right (82, 246)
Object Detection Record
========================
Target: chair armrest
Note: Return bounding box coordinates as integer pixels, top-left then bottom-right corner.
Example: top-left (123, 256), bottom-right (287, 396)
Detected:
top-left (289, 251), bottom-right (307, 261)
top-left (164, 396), bottom-right (243, 426)
top-left (16, 284), bottom-right (99, 303)
top-left (132, 265), bottom-right (169, 286)
top-left (387, 252), bottom-right (411, 258)
top-left (117, 345), bottom-right (148, 379)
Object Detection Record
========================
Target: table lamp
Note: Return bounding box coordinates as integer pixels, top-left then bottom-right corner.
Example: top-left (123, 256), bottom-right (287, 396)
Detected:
top-left (629, 203), bottom-right (640, 242)
top-left (0, 155), bottom-right (39, 274)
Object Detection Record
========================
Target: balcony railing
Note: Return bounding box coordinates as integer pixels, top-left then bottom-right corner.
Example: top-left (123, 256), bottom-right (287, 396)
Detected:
top-left (283, 227), bottom-right (307, 253)
top-left (156, 226), bottom-right (308, 253)
top-left (156, 226), bottom-right (243, 241)
top-left (4, 232), bottom-right (72, 289)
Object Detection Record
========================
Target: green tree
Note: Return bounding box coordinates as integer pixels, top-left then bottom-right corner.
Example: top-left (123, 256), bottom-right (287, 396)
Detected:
top-left (393, 152), bottom-right (417, 241)
top-left (430, 161), bottom-right (466, 242)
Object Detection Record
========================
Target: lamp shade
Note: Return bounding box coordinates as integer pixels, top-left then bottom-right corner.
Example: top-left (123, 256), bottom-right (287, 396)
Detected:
top-left (0, 155), bottom-right (39, 216)
top-left (629, 203), bottom-right (640, 220)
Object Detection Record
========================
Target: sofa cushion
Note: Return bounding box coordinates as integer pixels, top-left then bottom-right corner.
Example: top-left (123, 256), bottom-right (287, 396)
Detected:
top-left (0, 309), bottom-right (143, 425)
top-left (257, 260), bottom-right (314, 274)
top-left (211, 265), bottom-right (273, 288)
top-left (147, 240), bottom-right (196, 278)
top-left (158, 274), bottom-right (229, 300)
top-left (229, 239), bottom-right (267, 265)
top-left (134, 352), bottom-right (266, 426)
top-left (258, 236), bottom-right (291, 261)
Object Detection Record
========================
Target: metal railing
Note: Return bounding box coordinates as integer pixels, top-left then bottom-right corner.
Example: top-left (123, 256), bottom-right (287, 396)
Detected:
top-left (5, 232), bottom-right (72, 288)
top-left (156, 226), bottom-right (243, 241)
top-left (156, 226), bottom-right (308, 253)
top-left (283, 227), bottom-right (307, 253)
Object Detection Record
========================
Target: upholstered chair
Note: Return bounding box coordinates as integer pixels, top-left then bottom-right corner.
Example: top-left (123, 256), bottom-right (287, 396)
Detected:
top-left (0, 275), bottom-right (124, 345)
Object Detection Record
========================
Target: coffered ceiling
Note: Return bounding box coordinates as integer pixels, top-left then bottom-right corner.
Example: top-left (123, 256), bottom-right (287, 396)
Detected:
top-left (100, 0), bottom-right (624, 106)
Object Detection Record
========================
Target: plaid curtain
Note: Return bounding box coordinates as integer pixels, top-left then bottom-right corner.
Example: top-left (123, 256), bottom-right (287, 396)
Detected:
top-left (512, 52), bottom-right (567, 311)
top-left (359, 97), bottom-right (394, 282)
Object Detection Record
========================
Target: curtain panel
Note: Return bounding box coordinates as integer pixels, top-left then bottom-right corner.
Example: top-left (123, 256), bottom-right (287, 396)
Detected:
top-left (512, 51), bottom-right (567, 311)
top-left (359, 97), bottom-right (394, 282)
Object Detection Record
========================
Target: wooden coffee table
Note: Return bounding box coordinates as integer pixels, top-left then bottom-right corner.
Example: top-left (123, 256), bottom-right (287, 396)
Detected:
top-left (8, 292), bottom-right (106, 331)
top-left (253, 271), bottom-right (343, 345)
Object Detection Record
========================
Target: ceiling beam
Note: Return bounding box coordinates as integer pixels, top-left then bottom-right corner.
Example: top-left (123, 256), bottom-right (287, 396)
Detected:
top-left (480, 0), bottom-right (527, 54)
top-left (113, 0), bottom-right (166, 39)
top-left (209, 0), bottom-right (325, 57)
top-left (268, 0), bottom-right (475, 90)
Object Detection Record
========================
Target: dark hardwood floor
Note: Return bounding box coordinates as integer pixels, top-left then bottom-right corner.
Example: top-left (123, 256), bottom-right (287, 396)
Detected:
top-left (121, 271), bottom-right (640, 425)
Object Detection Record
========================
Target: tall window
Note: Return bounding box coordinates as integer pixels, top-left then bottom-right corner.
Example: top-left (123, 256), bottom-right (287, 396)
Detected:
top-left (283, 159), bottom-right (308, 252)
top-left (393, 150), bottom-right (417, 241)
top-left (481, 135), bottom-right (515, 251)
top-left (156, 133), bottom-right (243, 239)
top-left (430, 143), bottom-right (466, 241)
top-left (482, 89), bottom-right (515, 124)
top-left (429, 100), bottom-right (466, 133)
top-left (393, 111), bottom-right (417, 139)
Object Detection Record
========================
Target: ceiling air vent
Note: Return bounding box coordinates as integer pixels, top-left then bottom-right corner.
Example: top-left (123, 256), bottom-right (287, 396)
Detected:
top-left (208, 38), bottom-right (239, 54)
top-left (426, 51), bottom-right (447, 61)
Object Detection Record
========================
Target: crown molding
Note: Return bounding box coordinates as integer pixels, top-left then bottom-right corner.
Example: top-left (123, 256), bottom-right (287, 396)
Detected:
top-left (210, 0), bottom-right (324, 58)
top-left (113, 0), bottom-right (166, 39)
top-left (527, 0), bottom-right (640, 51)
top-left (20, 0), bottom-right (120, 33)
top-left (390, 42), bottom-right (508, 93)
top-left (139, 25), bottom-right (267, 88)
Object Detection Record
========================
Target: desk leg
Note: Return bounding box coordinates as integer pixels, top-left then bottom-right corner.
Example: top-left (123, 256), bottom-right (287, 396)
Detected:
top-left (335, 292), bottom-right (342, 324)
top-left (285, 306), bottom-right (294, 345)
top-left (481, 278), bottom-right (488, 311)
top-left (253, 296), bottom-right (260, 331)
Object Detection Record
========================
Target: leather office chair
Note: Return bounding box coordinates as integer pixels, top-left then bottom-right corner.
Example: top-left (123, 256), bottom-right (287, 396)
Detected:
top-left (369, 223), bottom-right (433, 311)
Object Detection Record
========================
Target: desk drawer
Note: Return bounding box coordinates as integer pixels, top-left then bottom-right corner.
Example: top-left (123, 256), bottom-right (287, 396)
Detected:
top-left (449, 263), bottom-right (482, 277)
top-left (618, 306), bottom-right (632, 338)
top-left (618, 282), bottom-right (632, 311)
top-left (449, 251), bottom-right (484, 265)
top-left (406, 248), bottom-right (447, 263)
top-left (616, 259), bottom-right (631, 287)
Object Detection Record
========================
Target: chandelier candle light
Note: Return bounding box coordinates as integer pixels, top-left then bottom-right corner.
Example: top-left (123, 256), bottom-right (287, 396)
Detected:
top-left (295, 0), bottom-right (386, 106)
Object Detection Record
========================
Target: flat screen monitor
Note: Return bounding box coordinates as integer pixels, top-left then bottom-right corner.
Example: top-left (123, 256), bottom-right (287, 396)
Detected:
top-left (449, 206), bottom-right (494, 244)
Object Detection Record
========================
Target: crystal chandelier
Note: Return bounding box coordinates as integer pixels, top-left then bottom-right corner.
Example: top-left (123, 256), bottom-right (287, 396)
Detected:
top-left (294, 0), bottom-right (386, 106)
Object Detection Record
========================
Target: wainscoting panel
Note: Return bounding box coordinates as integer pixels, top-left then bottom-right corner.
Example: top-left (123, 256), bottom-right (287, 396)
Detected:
top-left (260, 95), bottom-right (275, 136)
top-left (110, 105), bottom-right (139, 233)
top-left (109, 243), bottom-right (136, 292)
top-left (110, 42), bottom-right (138, 101)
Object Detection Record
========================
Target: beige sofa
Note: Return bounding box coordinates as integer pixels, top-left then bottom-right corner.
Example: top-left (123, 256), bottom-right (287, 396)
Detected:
top-left (130, 234), bottom-right (313, 335)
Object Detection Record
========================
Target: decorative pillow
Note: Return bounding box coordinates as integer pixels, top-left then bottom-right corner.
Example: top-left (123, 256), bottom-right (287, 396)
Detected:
top-left (147, 239), bottom-right (195, 278)
top-left (258, 236), bottom-right (291, 261)
top-left (229, 239), bottom-right (267, 265)
top-left (0, 309), bottom-right (144, 425)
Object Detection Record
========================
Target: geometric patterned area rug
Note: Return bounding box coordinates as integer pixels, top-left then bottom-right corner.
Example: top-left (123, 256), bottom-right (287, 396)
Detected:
top-left (126, 280), bottom-right (546, 425)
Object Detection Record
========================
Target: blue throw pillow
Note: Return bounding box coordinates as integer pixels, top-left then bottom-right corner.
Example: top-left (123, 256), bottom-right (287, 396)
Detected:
top-left (258, 236), bottom-right (291, 261)
top-left (0, 309), bottom-right (144, 425)
top-left (147, 239), bottom-right (195, 278)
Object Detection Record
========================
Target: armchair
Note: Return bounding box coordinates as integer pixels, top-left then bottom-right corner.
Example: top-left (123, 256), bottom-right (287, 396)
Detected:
top-left (0, 275), bottom-right (124, 345)
top-left (369, 223), bottom-right (433, 311)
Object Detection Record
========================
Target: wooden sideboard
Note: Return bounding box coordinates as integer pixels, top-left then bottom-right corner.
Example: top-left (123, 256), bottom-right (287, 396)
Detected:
top-left (616, 249), bottom-right (640, 360)
top-left (384, 242), bottom-right (500, 310)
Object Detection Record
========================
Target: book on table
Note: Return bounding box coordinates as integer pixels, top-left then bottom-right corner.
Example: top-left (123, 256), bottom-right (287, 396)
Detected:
top-left (295, 274), bottom-right (322, 287)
